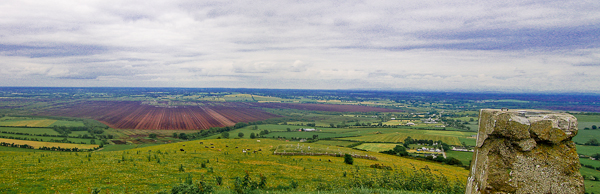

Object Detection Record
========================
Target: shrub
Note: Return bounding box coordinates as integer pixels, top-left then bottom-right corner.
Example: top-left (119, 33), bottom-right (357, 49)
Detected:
top-left (344, 154), bottom-right (353, 165)
top-left (168, 174), bottom-right (214, 194)
top-left (216, 176), bottom-right (223, 185)
top-left (233, 171), bottom-right (267, 194)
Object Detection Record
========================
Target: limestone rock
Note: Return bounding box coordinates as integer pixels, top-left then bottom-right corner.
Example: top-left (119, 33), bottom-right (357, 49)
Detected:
top-left (466, 109), bottom-right (584, 194)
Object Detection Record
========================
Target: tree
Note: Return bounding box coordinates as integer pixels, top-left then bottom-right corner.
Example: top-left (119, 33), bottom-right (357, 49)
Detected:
top-left (593, 125), bottom-right (598, 130)
top-left (173, 133), bottom-right (178, 138)
top-left (444, 157), bottom-right (463, 166)
top-left (330, 123), bottom-right (335, 128)
top-left (404, 136), bottom-right (414, 144)
top-left (441, 143), bottom-right (450, 151)
top-left (381, 145), bottom-right (408, 156)
top-left (286, 128), bottom-right (291, 132)
top-left (179, 133), bottom-right (188, 140)
top-left (90, 139), bottom-right (96, 144)
top-left (586, 138), bottom-right (599, 146)
top-left (312, 134), bottom-right (318, 140)
top-left (344, 154), bottom-right (353, 165)
top-left (238, 132), bottom-right (244, 138)
top-left (221, 132), bottom-right (229, 139)
top-left (149, 133), bottom-right (157, 138)
top-left (250, 133), bottom-right (256, 139)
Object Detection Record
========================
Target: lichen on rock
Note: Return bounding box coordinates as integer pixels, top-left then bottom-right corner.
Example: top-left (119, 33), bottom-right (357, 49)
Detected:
top-left (466, 109), bottom-right (584, 194)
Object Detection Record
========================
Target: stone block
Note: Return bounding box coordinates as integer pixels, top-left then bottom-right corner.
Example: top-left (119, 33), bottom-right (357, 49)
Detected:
top-left (466, 109), bottom-right (584, 194)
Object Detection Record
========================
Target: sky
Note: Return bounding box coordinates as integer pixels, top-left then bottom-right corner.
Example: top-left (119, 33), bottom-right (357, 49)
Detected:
top-left (1, 0), bottom-right (599, 93)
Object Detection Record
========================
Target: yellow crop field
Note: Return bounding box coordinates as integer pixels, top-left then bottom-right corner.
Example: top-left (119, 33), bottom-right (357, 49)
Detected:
top-left (0, 138), bottom-right (98, 149)
top-left (339, 133), bottom-right (462, 145)
top-left (0, 139), bottom-right (468, 193)
top-left (0, 119), bottom-right (56, 127)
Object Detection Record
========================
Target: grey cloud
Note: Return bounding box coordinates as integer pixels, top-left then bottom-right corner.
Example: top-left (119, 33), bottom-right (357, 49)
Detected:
top-left (0, 0), bottom-right (598, 92)
top-left (574, 63), bottom-right (600, 67)
top-left (0, 43), bottom-right (110, 58)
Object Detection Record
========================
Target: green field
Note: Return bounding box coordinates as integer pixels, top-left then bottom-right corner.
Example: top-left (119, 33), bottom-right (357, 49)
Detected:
top-left (339, 133), bottom-right (461, 145)
top-left (573, 129), bottom-right (600, 144)
top-left (445, 151), bottom-right (474, 167)
top-left (50, 120), bottom-right (86, 127)
top-left (354, 143), bottom-right (401, 152)
top-left (0, 139), bottom-right (468, 193)
top-left (576, 145), bottom-right (600, 156)
top-left (0, 133), bottom-right (96, 144)
top-left (313, 140), bottom-right (356, 147)
top-left (0, 126), bottom-right (60, 135)
top-left (268, 131), bottom-right (355, 139)
top-left (0, 117), bottom-right (57, 127)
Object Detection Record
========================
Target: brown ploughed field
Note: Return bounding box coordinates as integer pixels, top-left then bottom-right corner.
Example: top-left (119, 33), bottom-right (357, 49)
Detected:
top-left (38, 101), bottom-right (278, 130)
top-left (36, 101), bottom-right (399, 130)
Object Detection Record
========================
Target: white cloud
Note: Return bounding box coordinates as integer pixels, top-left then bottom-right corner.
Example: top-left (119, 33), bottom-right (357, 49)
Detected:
top-left (0, 0), bottom-right (598, 92)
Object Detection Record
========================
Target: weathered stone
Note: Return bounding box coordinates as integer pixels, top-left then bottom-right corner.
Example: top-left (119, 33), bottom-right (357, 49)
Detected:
top-left (517, 138), bottom-right (536, 151)
top-left (466, 109), bottom-right (584, 194)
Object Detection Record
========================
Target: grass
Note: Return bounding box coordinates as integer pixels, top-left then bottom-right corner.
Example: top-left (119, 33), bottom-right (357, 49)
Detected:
top-left (0, 146), bottom-right (53, 152)
top-left (573, 129), bottom-right (600, 144)
top-left (0, 138), bottom-right (98, 149)
top-left (100, 144), bottom-right (162, 152)
top-left (0, 127), bottom-right (60, 135)
top-left (339, 133), bottom-right (461, 145)
top-left (0, 138), bottom-right (468, 193)
top-left (354, 143), bottom-right (401, 152)
top-left (49, 120), bottom-right (85, 127)
top-left (580, 166), bottom-right (600, 193)
top-left (313, 140), bottom-right (356, 147)
top-left (576, 145), bottom-right (600, 156)
top-left (445, 151), bottom-right (473, 167)
top-left (0, 117), bottom-right (57, 127)
top-left (268, 131), bottom-right (356, 139)
top-left (0, 133), bottom-right (96, 144)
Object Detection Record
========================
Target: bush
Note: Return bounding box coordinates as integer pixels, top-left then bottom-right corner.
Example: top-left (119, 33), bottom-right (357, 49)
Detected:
top-left (149, 133), bottom-right (157, 138)
top-left (344, 154), bottom-right (353, 165)
top-left (168, 174), bottom-right (214, 194)
top-left (380, 145), bottom-right (408, 156)
top-left (234, 171), bottom-right (267, 194)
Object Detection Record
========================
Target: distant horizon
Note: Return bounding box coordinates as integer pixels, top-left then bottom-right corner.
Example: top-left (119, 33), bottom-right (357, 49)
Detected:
top-left (1, 86), bottom-right (600, 96)
top-left (1, 1), bottom-right (599, 93)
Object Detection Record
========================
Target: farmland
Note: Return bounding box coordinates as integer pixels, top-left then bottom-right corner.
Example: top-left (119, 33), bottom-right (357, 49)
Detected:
top-left (354, 143), bottom-right (402, 152)
top-left (1, 88), bottom-right (600, 193)
top-left (38, 101), bottom-right (280, 130)
top-left (339, 132), bottom-right (463, 145)
top-left (0, 139), bottom-right (468, 193)
top-left (250, 102), bottom-right (401, 113)
top-left (0, 138), bottom-right (98, 149)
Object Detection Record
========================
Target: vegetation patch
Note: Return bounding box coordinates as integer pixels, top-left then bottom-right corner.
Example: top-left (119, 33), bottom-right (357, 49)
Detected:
top-left (0, 138), bottom-right (98, 149)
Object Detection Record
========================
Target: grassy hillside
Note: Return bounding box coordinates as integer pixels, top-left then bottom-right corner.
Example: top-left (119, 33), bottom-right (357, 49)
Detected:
top-left (0, 139), bottom-right (468, 193)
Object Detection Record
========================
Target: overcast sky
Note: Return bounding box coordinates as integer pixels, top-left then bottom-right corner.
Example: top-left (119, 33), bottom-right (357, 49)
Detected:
top-left (1, 0), bottom-right (599, 93)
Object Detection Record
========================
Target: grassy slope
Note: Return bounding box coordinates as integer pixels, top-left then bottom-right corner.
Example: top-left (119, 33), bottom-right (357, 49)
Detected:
top-left (0, 127), bottom-right (60, 135)
top-left (0, 139), bottom-right (468, 193)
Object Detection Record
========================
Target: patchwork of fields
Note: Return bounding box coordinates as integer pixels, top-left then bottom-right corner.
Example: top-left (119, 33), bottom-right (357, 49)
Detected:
top-left (339, 132), bottom-right (462, 145)
top-left (250, 102), bottom-right (401, 113)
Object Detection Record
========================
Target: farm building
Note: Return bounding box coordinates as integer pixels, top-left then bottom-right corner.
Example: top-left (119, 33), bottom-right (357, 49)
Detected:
top-left (302, 128), bottom-right (316, 131)
top-left (405, 122), bottom-right (415, 126)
